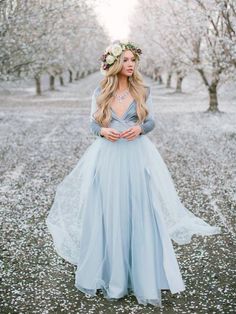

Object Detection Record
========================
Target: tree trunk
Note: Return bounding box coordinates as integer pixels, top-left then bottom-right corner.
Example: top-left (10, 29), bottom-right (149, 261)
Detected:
top-left (153, 68), bottom-right (161, 82)
top-left (35, 75), bottom-right (41, 95)
top-left (75, 71), bottom-right (79, 80)
top-left (153, 73), bottom-right (157, 81)
top-left (166, 73), bottom-right (172, 88)
top-left (158, 75), bottom-right (163, 84)
top-left (49, 75), bottom-right (55, 90)
top-left (69, 70), bottom-right (73, 83)
top-left (207, 83), bottom-right (219, 112)
top-left (197, 69), bottom-right (220, 113)
top-left (59, 76), bottom-right (64, 86)
top-left (176, 75), bottom-right (183, 93)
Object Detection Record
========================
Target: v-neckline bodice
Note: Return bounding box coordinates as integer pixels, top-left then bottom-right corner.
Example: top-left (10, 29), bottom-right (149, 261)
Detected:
top-left (110, 99), bottom-right (135, 120)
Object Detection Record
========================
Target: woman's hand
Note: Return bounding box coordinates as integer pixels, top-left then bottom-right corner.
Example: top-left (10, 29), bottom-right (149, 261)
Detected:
top-left (100, 127), bottom-right (121, 142)
top-left (119, 125), bottom-right (142, 141)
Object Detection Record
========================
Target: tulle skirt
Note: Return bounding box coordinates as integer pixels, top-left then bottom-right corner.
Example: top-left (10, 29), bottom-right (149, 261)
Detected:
top-left (46, 134), bottom-right (221, 306)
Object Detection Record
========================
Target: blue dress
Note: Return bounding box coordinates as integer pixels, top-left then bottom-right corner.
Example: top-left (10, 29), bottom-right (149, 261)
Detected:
top-left (46, 85), bottom-right (221, 307)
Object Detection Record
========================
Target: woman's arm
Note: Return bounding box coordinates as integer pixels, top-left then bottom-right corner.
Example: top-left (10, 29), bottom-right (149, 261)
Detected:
top-left (89, 87), bottom-right (104, 137)
top-left (139, 86), bottom-right (156, 135)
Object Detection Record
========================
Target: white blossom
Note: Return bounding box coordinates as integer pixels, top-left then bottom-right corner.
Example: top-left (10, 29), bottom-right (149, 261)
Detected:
top-left (111, 44), bottom-right (123, 57)
top-left (106, 55), bottom-right (116, 65)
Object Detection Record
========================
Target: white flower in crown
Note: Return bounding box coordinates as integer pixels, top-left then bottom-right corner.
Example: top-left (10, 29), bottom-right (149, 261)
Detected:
top-left (111, 44), bottom-right (123, 57)
top-left (106, 54), bottom-right (116, 64)
top-left (122, 40), bottom-right (129, 45)
top-left (105, 45), bottom-right (112, 53)
top-left (123, 46), bottom-right (126, 51)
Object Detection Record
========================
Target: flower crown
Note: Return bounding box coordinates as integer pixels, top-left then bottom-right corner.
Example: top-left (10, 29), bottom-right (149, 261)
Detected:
top-left (100, 40), bottom-right (142, 74)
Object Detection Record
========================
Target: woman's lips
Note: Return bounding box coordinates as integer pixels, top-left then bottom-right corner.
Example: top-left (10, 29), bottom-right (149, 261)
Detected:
top-left (127, 69), bottom-right (133, 72)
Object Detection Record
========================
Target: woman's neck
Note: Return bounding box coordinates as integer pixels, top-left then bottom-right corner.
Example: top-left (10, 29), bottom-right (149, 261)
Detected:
top-left (117, 76), bottom-right (129, 92)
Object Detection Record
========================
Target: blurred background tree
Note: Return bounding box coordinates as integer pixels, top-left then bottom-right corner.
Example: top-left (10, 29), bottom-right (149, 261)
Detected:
top-left (131, 0), bottom-right (236, 112)
top-left (0, 0), bottom-right (109, 94)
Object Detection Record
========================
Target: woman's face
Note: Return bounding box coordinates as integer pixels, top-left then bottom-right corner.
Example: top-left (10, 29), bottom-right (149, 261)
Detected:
top-left (119, 50), bottom-right (136, 77)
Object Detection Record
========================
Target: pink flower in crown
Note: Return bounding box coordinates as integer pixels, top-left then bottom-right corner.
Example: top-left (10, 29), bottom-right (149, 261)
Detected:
top-left (100, 54), bottom-right (107, 62)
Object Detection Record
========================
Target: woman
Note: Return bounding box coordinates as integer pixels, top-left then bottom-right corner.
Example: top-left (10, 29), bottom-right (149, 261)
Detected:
top-left (46, 40), bottom-right (221, 307)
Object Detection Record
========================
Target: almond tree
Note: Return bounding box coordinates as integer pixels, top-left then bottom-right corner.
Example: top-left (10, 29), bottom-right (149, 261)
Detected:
top-left (130, 0), bottom-right (236, 111)
top-left (0, 0), bottom-right (109, 94)
top-left (193, 0), bottom-right (236, 112)
top-left (170, 0), bottom-right (235, 110)
top-left (130, 0), bottom-right (190, 92)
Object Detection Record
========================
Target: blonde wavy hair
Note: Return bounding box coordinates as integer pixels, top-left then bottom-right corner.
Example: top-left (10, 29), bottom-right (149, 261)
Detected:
top-left (93, 49), bottom-right (150, 128)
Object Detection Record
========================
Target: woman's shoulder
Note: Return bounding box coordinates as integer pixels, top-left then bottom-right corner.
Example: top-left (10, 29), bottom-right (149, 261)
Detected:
top-left (93, 85), bottom-right (102, 97)
top-left (144, 85), bottom-right (151, 99)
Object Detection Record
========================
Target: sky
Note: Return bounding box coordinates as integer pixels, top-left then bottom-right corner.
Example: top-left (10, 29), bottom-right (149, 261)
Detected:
top-left (94, 0), bottom-right (138, 41)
